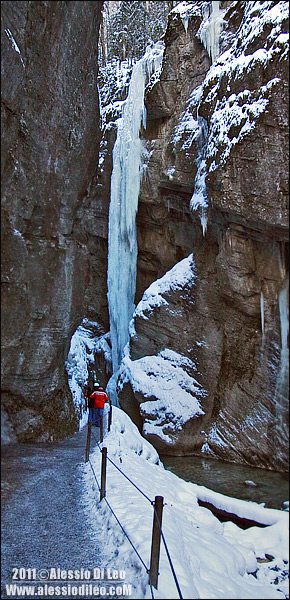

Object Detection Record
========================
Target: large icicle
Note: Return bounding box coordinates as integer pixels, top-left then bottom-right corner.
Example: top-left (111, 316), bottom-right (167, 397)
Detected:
top-left (273, 276), bottom-right (289, 445)
top-left (199, 1), bottom-right (223, 64)
top-left (277, 277), bottom-right (289, 393)
top-left (107, 43), bottom-right (164, 387)
top-left (260, 291), bottom-right (265, 335)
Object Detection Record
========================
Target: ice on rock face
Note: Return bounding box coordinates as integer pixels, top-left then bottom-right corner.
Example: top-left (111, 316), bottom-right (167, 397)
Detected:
top-left (190, 117), bottom-right (209, 235)
top-left (5, 28), bottom-right (25, 67)
top-left (275, 277), bottom-right (289, 402)
top-left (188, 2), bottom-right (223, 233)
top-left (66, 323), bottom-right (97, 427)
top-left (279, 279), bottom-right (289, 356)
top-left (260, 291), bottom-right (265, 335)
top-left (199, 1), bottom-right (223, 64)
top-left (107, 43), bottom-right (164, 377)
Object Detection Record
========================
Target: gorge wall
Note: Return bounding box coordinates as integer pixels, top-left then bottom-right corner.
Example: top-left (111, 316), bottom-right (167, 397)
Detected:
top-left (2, 0), bottom-right (288, 475)
top-left (1, 1), bottom-right (103, 442)
top-left (117, 1), bottom-right (289, 471)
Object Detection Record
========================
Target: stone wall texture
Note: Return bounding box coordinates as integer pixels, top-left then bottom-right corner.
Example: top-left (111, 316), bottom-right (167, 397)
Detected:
top-left (118, 1), bottom-right (289, 471)
top-left (2, 0), bottom-right (288, 474)
top-left (1, 1), bottom-right (103, 442)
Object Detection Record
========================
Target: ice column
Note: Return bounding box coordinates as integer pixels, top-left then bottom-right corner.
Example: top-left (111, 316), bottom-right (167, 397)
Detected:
top-left (181, 15), bottom-right (190, 36)
top-left (200, 1), bottom-right (223, 64)
top-left (273, 276), bottom-right (289, 446)
top-left (277, 277), bottom-right (289, 391)
top-left (107, 43), bottom-right (164, 381)
top-left (260, 291), bottom-right (265, 335)
top-left (190, 117), bottom-right (209, 236)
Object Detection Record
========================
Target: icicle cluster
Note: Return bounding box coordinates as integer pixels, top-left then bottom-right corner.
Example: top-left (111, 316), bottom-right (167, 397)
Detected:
top-left (107, 43), bottom-right (164, 378)
top-left (199, 1), bottom-right (223, 64)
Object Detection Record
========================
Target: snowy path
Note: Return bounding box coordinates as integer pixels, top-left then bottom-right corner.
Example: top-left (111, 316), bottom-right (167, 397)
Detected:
top-left (1, 426), bottom-right (106, 599)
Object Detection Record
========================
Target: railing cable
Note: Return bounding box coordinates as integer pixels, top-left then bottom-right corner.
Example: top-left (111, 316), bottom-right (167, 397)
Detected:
top-left (88, 457), bottom-right (155, 599)
top-left (92, 431), bottom-right (153, 503)
top-left (89, 424), bottom-right (182, 598)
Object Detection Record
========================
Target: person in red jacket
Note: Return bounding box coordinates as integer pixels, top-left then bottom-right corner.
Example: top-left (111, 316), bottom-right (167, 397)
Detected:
top-left (88, 383), bottom-right (109, 427)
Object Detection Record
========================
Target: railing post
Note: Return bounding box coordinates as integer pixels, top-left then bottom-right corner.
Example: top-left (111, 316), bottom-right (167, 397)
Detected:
top-left (100, 447), bottom-right (107, 501)
top-left (85, 420), bottom-right (92, 463)
top-left (108, 401), bottom-right (112, 432)
top-left (149, 496), bottom-right (164, 589)
top-left (100, 415), bottom-right (103, 443)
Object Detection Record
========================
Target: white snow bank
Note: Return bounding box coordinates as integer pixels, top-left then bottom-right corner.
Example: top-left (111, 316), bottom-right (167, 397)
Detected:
top-left (192, 484), bottom-right (288, 529)
top-left (83, 407), bottom-right (288, 599)
top-left (119, 254), bottom-right (200, 443)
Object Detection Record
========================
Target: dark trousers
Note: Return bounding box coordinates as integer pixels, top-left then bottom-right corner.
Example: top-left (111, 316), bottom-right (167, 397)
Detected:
top-left (88, 407), bottom-right (104, 427)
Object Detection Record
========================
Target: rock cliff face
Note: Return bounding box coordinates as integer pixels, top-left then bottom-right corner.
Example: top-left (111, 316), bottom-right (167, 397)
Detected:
top-left (1, 1), bottom-right (103, 442)
top-left (118, 1), bottom-right (289, 471)
top-left (3, 0), bottom-right (288, 473)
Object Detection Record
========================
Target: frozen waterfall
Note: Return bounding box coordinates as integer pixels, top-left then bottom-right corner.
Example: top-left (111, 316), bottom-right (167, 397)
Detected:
top-left (199, 1), bottom-right (223, 64)
top-left (277, 277), bottom-right (289, 392)
top-left (190, 117), bottom-right (209, 236)
top-left (190, 2), bottom-right (224, 233)
top-left (273, 276), bottom-right (289, 444)
top-left (107, 43), bottom-right (164, 385)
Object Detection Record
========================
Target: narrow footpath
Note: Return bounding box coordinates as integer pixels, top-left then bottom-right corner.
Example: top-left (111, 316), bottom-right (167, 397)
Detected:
top-left (1, 425), bottom-right (107, 599)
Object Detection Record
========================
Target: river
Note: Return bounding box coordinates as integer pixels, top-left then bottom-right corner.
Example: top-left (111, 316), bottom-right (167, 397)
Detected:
top-left (161, 454), bottom-right (289, 510)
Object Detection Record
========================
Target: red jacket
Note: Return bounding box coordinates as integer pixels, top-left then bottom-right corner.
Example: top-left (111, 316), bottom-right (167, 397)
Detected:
top-left (89, 390), bottom-right (109, 409)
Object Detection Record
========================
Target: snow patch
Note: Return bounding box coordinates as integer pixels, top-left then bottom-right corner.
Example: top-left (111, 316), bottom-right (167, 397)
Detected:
top-left (206, 78), bottom-right (281, 172)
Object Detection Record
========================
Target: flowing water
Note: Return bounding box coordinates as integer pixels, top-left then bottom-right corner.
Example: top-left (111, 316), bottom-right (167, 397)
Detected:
top-left (161, 454), bottom-right (289, 510)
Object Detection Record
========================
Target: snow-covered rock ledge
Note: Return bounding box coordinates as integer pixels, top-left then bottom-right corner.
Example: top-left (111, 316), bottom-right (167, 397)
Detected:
top-left (83, 407), bottom-right (289, 599)
top-left (116, 254), bottom-right (207, 453)
top-left (119, 347), bottom-right (205, 447)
